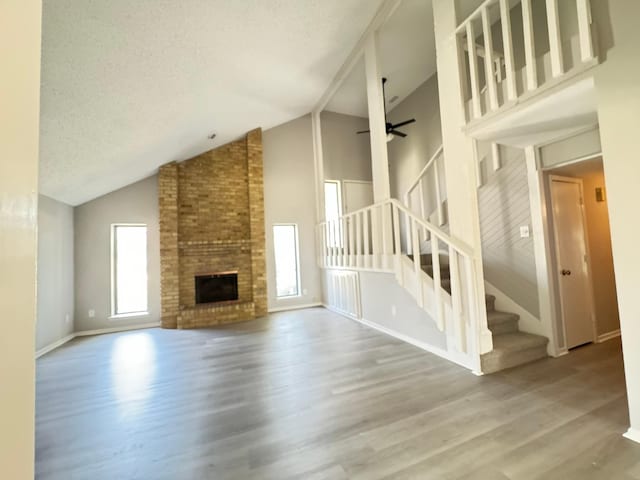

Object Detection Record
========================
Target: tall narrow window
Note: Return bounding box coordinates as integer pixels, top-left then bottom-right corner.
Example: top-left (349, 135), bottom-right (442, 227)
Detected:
top-left (273, 224), bottom-right (300, 298)
top-left (112, 224), bottom-right (148, 316)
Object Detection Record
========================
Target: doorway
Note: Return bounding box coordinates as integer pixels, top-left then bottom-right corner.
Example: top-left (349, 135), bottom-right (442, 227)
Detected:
top-left (546, 157), bottom-right (620, 351)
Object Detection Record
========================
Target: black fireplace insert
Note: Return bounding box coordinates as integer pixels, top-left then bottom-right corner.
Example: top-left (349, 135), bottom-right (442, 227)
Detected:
top-left (195, 272), bottom-right (238, 304)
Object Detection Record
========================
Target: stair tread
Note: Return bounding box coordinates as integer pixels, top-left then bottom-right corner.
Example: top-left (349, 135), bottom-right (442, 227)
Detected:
top-left (487, 310), bottom-right (519, 324)
top-left (487, 332), bottom-right (549, 354)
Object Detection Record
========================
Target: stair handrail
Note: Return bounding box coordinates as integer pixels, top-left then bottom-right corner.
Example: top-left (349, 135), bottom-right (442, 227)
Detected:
top-left (317, 197), bottom-right (483, 357)
top-left (404, 145), bottom-right (446, 228)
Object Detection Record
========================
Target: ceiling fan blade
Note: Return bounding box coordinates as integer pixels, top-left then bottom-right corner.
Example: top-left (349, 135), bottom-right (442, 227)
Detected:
top-left (391, 118), bottom-right (416, 129)
top-left (356, 130), bottom-right (370, 134)
top-left (390, 130), bottom-right (407, 138)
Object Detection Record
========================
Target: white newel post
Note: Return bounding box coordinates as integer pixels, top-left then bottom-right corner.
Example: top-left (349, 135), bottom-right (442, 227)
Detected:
top-left (433, 0), bottom-right (492, 366)
top-left (364, 33), bottom-right (393, 271)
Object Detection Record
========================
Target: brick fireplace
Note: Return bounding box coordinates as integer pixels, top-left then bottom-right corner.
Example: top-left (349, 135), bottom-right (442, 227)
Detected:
top-left (158, 129), bottom-right (267, 329)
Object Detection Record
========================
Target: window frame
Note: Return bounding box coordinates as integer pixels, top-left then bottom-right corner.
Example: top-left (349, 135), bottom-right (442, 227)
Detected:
top-left (272, 223), bottom-right (302, 299)
top-left (110, 223), bottom-right (149, 318)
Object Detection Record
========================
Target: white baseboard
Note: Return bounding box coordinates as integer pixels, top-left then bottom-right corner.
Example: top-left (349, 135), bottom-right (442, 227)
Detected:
top-left (35, 334), bottom-right (76, 359)
top-left (624, 428), bottom-right (640, 444)
top-left (36, 323), bottom-right (161, 358)
top-left (597, 329), bottom-right (621, 343)
top-left (74, 322), bottom-right (161, 337)
top-left (268, 303), bottom-right (322, 313)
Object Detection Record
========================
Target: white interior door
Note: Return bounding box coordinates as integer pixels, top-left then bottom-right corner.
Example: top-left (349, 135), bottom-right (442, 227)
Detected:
top-left (342, 180), bottom-right (373, 214)
top-left (550, 176), bottom-right (596, 349)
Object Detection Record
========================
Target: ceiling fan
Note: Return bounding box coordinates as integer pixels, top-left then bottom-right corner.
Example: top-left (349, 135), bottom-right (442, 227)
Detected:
top-left (357, 77), bottom-right (416, 141)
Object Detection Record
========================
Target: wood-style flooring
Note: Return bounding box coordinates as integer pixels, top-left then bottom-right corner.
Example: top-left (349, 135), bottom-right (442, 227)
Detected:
top-left (36, 307), bottom-right (640, 479)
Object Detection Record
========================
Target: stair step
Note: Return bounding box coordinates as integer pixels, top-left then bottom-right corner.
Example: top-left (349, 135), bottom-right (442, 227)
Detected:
top-left (408, 253), bottom-right (449, 267)
top-left (481, 332), bottom-right (549, 374)
top-left (487, 311), bottom-right (519, 335)
top-left (422, 264), bottom-right (451, 280)
top-left (485, 294), bottom-right (496, 312)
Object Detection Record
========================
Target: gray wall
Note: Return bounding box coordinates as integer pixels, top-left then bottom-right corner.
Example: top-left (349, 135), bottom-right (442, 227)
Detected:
top-left (359, 271), bottom-right (447, 350)
top-left (74, 175), bottom-right (161, 331)
top-left (320, 111), bottom-right (372, 182)
top-left (387, 74), bottom-right (443, 204)
top-left (37, 195), bottom-right (74, 350)
top-left (478, 144), bottom-right (540, 316)
top-left (263, 115), bottom-right (322, 310)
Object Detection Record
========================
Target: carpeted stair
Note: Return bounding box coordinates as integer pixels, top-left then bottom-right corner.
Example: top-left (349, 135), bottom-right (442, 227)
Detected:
top-left (410, 253), bottom-right (549, 373)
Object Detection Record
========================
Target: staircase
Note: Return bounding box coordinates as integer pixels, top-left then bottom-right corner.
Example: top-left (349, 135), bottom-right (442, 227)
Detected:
top-left (410, 253), bottom-right (549, 373)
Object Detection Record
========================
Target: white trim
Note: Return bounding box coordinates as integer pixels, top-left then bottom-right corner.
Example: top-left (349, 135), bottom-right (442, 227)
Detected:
top-left (525, 146), bottom-right (561, 356)
top-left (323, 303), bottom-right (475, 372)
top-left (35, 334), bottom-right (75, 359)
top-left (109, 312), bottom-right (149, 320)
top-left (624, 428), bottom-right (640, 444)
top-left (74, 322), bottom-right (160, 337)
top-left (597, 329), bottom-right (621, 343)
top-left (36, 322), bottom-right (161, 358)
top-left (268, 303), bottom-right (322, 313)
top-left (548, 175), bottom-right (599, 348)
top-left (540, 151), bottom-right (602, 172)
top-left (355, 316), bottom-right (475, 372)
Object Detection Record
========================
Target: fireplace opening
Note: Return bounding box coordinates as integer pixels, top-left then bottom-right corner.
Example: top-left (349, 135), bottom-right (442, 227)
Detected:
top-left (195, 272), bottom-right (238, 304)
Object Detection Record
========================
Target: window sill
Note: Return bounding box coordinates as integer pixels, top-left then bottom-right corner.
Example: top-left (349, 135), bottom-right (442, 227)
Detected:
top-left (109, 312), bottom-right (150, 320)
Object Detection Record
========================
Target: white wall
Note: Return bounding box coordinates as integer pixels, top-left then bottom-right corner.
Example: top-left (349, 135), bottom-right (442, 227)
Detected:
top-left (592, 0), bottom-right (640, 440)
top-left (320, 111), bottom-right (372, 182)
top-left (263, 115), bottom-right (322, 311)
top-left (74, 175), bottom-right (161, 332)
top-left (478, 145), bottom-right (539, 316)
top-left (0, 2), bottom-right (41, 477)
top-left (37, 195), bottom-right (74, 350)
top-left (359, 271), bottom-right (447, 350)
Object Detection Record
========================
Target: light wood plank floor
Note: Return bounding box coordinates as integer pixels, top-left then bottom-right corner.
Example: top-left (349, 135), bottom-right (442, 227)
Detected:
top-left (36, 308), bottom-right (639, 479)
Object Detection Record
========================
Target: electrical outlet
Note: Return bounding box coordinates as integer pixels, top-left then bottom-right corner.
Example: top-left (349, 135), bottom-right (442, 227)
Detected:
top-left (65, 314), bottom-right (70, 324)
top-left (391, 305), bottom-right (397, 317)
top-left (520, 226), bottom-right (530, 238)
top-left (88, 309), bottom-right (95, 318)
top-left (303, 289), bottom-right (308, 295)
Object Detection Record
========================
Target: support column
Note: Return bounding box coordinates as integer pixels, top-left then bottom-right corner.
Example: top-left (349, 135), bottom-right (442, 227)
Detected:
top-left (433, 0), bottom-right (492, 357)
top-left (0, 2), bottom-right (42, 477)
top-left (364, 33), bottom-right (391, 203)
top-left (593, 0), bottom-right (640, 444)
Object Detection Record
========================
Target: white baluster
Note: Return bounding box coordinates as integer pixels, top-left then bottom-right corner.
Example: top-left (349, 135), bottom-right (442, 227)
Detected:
top-left (466, 21), bottom-right (482, 119)
top-left (412, 219), bottom-right (423, 308)
top-left (432, 239), bottom-right (444, 331)
top-left (363, 209), bottom-right (371, 269)
top-left (499, 0), bottom-right (517, 101)
top-left (576, 0), bottom-right (594, 62)
top-left (546, 0), bottom-right (564, 78)
top-left (481, 7), bottom-right (499, 111)
top-left (392, 204), bottom-right (402, 286)
top-left (522, 0), bottom-right (538, 91)
top-left (449, 247), bottom-right (465, 352)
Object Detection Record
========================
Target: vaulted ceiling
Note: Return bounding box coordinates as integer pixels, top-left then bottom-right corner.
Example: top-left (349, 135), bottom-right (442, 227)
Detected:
top-left (40, 0), bottom-right (386, 205)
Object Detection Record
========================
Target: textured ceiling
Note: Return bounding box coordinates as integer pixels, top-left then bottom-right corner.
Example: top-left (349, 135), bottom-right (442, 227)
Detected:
top-left (325, 0), bottom-right (437, 118)
top-left (40, 0), bottom-right (385, 205)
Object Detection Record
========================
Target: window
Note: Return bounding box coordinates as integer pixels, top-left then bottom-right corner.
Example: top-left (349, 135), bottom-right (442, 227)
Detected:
top-left (324, 180), bottom-right (343, 247)
top-left (111, 224), bottom-right (148, 316)
top-left (273, 224), bottom-right (300, 298)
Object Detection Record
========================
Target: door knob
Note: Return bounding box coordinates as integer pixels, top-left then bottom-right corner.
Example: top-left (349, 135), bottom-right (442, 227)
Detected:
top-left (561, 269), bottom-right (572, 276)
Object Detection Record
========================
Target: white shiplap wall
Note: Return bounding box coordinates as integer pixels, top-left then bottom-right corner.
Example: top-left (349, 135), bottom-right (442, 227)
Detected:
top-left (478, 144), bottom-right (540, 317)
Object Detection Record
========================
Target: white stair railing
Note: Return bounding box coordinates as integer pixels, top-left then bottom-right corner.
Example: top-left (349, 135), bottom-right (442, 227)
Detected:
top-left (317, 198), bottom-right (483, 355)
top-left (455, 0), bottom-right (597, 124)
top-left (403, 146), bottom-right (446, 255)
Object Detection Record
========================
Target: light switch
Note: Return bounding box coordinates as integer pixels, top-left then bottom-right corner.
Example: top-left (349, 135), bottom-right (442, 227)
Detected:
top-left (520, 226), bottom-right (530, 238)
top-left (88, 309), bottom-right (95, 318)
